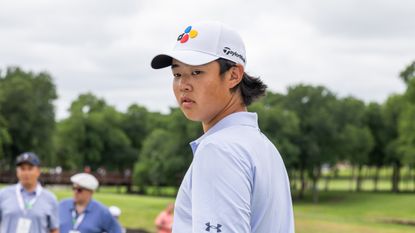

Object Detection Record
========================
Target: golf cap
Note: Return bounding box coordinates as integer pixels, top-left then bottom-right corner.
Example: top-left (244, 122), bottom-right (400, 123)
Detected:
top-left (16, 152), bottom-right (41, 166)
top-left (70, 173), bottom-right (99, 191)
top-left (151, 21), bottom-right (246, 69)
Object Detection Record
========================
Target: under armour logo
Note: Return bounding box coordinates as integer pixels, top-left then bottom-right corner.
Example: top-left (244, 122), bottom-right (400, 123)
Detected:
top-left (205, 222), bottom-right (222, 232)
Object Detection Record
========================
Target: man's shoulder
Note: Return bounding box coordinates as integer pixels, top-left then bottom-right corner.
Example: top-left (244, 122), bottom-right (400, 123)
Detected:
top-left (40, 187), bottom-right (58, 202)
top-left (210, 121), bottom-right (260, 140)
top-left (88, 200), bottom-right (114, 219)
top-left (0, 184), bottom-right (16, 198)
top-left (59, 198), bottom-right (73, 206)
top-left (89, 199), bottom-right (110, 212)
top-left (201, 124), bottom-right (263, 151)
top-left (0, 184), bottom-right (16, 193)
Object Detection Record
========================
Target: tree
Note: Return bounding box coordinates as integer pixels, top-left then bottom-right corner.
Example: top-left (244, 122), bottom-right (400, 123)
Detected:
top-left (122, 104), bottom-right (150, 154)
top-left (383, 94), bottom-right (405, 193)
top-left (163, 108), bottom-right (202, 185)
top-left (133, 128), bottom-right (178, 193)
top-left (397, 78), bottom-right (415, 190)
top-left (339, 124), bottom-right (374, 191)
top-left (334, 97), bottom-right (374, 192)
top-left (282, 84), bottom-right (339, 202)
top-left (0, 116), bottom-right (12, 164)
top-left (365, 102), bottom-right (388, 191)
top-left (0, 67), bottom-right (57, 166)
top-left (56, 93), bottom-right (136, 171)
top-left (399, 61), bottom-right (415, 84)
top-left (133, 108), bottom-right (202, 193)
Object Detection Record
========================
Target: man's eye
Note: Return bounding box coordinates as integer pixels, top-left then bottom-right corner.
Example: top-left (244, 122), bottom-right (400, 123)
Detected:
top-left (191, 70), bottom-right (202, 76)
top-left (173, 73), bottom-right (181, 78)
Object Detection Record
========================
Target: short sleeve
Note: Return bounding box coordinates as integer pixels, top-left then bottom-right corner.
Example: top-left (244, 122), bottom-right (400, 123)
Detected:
top-left (191, 142), bottom-right (253, 233)
top-left (102, 209), bottom-right (122, 233)
top-left (0, 189), bottom-right (3, 223)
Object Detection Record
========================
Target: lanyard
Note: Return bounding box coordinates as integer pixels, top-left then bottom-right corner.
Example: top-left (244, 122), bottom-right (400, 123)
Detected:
top-left (72, 210), bottom-right (85, 230)
top-left (15, 183), bottom-right (43, 215)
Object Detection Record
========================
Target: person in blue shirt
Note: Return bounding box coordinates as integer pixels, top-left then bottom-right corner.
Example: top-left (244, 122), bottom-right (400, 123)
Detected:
top-left (151, 21), bottom-right (295, 233)
top-left (59, 173), bottom-right (122, 233)
top-left (0, 152), bottom-right (59, 233)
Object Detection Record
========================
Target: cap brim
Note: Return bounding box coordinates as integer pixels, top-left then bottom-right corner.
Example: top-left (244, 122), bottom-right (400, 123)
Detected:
top-left (151, 50), bottom-right (219, 69)
top-left (16, 161), bottom-right (38, 166)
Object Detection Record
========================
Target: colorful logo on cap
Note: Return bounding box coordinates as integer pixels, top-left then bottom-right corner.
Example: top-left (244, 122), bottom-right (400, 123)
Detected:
top-left (177, 26), bottom-right (198, 43)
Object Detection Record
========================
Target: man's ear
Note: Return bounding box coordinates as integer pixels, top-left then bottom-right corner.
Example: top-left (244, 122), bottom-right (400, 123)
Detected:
top-left (227, 64), bottom-right (244, 89)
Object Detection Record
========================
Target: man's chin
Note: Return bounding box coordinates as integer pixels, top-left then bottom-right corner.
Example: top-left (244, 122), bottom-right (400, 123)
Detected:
top-left (20, 180), bottom-right (32, 185)
top-left (181, 111), bottom-right (201, 122)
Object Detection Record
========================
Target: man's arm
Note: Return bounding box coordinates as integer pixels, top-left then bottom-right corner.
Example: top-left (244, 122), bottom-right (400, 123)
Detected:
top-left (48, 194), bottom-right (60, 233)
top-left (192, 142), bottom-right (252, 233)
top-left (103, 210), bottom-right (122, 233)
top-left (0, 189), bottom-right (3, 224)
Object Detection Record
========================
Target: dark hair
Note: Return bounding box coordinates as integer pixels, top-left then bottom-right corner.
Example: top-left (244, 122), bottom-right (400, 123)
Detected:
top-left (217, 58), bottom-right (267, 106)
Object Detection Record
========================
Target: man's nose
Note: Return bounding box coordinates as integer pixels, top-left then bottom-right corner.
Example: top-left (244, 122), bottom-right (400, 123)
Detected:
top-left (179, 75), bottom-right (192, 92)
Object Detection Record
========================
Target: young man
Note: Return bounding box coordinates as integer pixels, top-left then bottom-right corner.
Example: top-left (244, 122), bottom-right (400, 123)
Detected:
top-left (151, 21), bottom-right (295, 233)
top-left (0, 152), bottom-right (59, 233)
top-left (58, 173), bottom-right (122, 233)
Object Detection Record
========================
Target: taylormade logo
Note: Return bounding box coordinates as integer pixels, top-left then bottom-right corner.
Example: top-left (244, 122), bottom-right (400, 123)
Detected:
top-left (223, 47), bottom-right (246, 63)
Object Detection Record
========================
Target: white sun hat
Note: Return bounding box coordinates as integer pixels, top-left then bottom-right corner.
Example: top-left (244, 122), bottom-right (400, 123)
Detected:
top-left (151, 21), bottom-right (247, 69)
top-left (109, 206), bottom-right (122, 217)
top-left (70, 173), bottom-right (99, 191)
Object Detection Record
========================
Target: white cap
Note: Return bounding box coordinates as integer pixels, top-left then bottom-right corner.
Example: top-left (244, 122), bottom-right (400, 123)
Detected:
top-left (109, 206), bottom-right (122, 217)
top-left (70, 173), bottom-right (99, 191)
top-left (151, 21), bottom-right (246, 69)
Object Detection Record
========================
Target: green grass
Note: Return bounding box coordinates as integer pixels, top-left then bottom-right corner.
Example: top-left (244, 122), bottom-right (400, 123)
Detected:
top-left (291, 176), bottom-right (415, 192)
top-left (3, 183), bottom-right (415, 233)
top-left (294, 191), bottom-right (415, 233)
top-left (48, 186), bottom-right (415, 233)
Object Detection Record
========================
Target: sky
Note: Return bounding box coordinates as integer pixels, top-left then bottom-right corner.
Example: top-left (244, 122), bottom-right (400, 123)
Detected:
top-left (1, 0), bottom-right (414, 119)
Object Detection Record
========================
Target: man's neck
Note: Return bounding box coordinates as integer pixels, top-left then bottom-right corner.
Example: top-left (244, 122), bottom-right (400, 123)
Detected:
top-left (202, 91), bottom-right (246, 132)
top-left (75, 199), bottom-right (91, 214)
top-left (21, 182), bottom-right (38, 193)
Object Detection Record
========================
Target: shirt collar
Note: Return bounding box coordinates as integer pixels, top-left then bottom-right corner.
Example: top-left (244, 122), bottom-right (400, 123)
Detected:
top-left (190, 112), bottom-right (258, 154)
top-left (18, 182), bottom-right (40, 196)
top-left (71, 199), bottom-right (93, 213)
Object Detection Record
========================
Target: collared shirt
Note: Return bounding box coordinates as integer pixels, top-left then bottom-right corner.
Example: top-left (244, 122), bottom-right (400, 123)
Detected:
top-left (59, 198), bottom-right (122, 233)
top-left (21, 187), bottom-right (37, 207)
top-left (0, 183), bottom-right (59, 233)
top-left (172, 112), bottom-right (295, 233)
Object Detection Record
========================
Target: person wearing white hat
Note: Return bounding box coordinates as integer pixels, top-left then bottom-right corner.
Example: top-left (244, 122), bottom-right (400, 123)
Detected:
top-left (58, 173), bottom-right (122, 233)
top-left (108, 206), bottom-right (121, 219)
top-left (151, 21), bottom-right (295, 233)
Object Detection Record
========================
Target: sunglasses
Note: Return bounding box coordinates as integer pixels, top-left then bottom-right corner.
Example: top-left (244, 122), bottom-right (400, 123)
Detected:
top-left (72, 187), bottom-right (85, 193)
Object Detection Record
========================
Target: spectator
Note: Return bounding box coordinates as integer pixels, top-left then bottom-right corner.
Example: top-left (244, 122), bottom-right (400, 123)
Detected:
top-left (155, 203), bottom-right (174, 233)
top-left (0, 152), bottom-right (59, 233)
top-left (59, 173), bottom-right (122, 233)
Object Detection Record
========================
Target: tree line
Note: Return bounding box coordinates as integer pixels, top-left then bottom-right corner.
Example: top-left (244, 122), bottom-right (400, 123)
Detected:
top-left (0, 62), bottom-right (414, 201)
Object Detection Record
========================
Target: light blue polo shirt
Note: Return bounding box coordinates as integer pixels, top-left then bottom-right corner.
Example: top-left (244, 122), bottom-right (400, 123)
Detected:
top-left (59, 198), bottom-right (122, 233)
top-left (0, 183), bottom-right (59, 233)
top-left (172, 112), bottom-right (295, 233)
